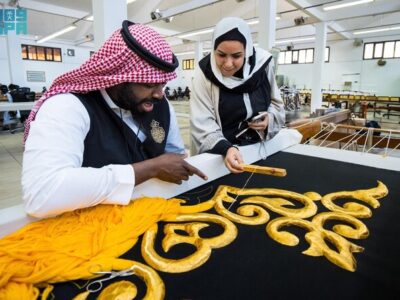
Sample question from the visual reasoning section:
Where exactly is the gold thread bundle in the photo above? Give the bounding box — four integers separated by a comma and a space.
0, 197, 181, 300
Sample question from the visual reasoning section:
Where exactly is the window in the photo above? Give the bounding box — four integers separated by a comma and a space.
305, 49, 314, 63
46, 48, 53, 60
182, 59, 195, 70
364, 43, 374, 59
36, 47, 45, 61
21, 44, 62, 62
325, 47, 330, 62
28, 45, 37, 60
374, 43, 383, 58
395, 41, 400, 57
21, 45, 28, 59
363, 40, 400, 60
53, 48, 62, 62
278, 47, 329, 65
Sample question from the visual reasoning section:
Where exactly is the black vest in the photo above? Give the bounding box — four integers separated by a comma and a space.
74, 91, 170, 168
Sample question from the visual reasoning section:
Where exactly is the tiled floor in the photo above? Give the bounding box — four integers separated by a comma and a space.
1, 101, 399, 210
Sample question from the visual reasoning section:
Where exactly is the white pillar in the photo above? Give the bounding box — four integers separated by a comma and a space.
6, 31, 25, 86
92, 0, 127, 49
258, 0, 276, 51
311, 22, 327, 113
194, 41, 203, 66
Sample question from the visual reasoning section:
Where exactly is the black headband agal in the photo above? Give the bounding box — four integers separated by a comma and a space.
120, 20, 179, 72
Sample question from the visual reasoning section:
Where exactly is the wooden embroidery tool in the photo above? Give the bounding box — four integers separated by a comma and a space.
240, 164, 287, 177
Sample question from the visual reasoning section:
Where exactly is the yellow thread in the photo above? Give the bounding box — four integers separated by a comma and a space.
0, 197, 181, 299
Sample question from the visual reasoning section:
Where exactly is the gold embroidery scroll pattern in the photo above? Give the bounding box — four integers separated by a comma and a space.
266, 216, 364, 272
141, 213, 237, 273
94, 260, 165, 300
74, 281, 137, 300
321, 181, 388, 218
212, 185, 320, 225
266, 181, 388, 272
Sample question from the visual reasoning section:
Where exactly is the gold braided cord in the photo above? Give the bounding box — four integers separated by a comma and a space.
0, 197, 181, 300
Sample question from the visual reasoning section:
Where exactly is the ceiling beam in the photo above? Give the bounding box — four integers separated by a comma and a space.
155, 0, 223, 21
287, 0, 352, 40
19, 0, 89, 19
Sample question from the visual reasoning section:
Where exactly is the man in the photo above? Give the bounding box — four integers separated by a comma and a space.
22, 21, 207, 218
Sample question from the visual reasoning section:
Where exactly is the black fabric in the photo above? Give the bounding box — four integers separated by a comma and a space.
51, 152, 400, 299
75, 91, 170, 167
214, 28, 246, 50
120, 20, 179, 72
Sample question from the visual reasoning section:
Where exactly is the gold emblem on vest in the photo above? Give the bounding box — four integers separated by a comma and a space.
150, 120, 165, 144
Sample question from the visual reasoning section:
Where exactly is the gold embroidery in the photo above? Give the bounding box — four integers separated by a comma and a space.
213, 185, 319, 225
266, 216, 364, 272
141, 213, 237, 273
150, 120, 165, 144
97, 281, 137, 300
321, 181, 388, 218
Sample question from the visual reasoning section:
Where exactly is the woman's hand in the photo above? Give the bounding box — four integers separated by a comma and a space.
224, 147, 244, 174
248, 113, 269, 132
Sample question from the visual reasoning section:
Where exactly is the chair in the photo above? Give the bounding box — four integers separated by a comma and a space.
19, 87, 31, 93
8, 90, 34, 133
25, 92, 36, 101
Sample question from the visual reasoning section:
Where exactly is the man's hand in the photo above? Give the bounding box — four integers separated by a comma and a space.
224, 147, 244, 174
153, 153, 207, 184
132, 153, 207, 186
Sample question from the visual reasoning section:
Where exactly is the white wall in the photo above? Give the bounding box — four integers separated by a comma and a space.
0, 37, 93, 92
166, 55, 196, 91
277, 34, 400, 96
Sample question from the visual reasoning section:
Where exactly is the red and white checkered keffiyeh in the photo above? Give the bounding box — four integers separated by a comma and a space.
24, 23, 177, 142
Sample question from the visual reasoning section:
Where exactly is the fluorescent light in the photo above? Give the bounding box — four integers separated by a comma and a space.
127, 0, 137, 3
176, 51, 195, 56
354, 26, 400, 35
86, 15, 93, 21
247, 19, 259, 25
247, 16, 280, 25
323, 0, 373, 11
178, 28, 213, 39
275, 37, 315, 45
37, 25, 77, 44
175, 49, 211, 56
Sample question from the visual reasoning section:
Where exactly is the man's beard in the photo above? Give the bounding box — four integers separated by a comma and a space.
112, 84, 158, 116
131, 98, 159, 116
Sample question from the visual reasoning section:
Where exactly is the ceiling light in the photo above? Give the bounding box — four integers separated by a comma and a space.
323, 0, 373, 11
247, 16, 281, 25
175, 49, 211, 56
37, 25, 77, 44
178, 28, 213, 39
275, 37, 315, 45
354, 26, 400, 35
86, 15, 93, 21
175, 51, 195, 56
127, 0, 137, 3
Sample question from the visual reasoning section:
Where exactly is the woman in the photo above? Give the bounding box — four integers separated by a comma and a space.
190, 17, 285, 173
